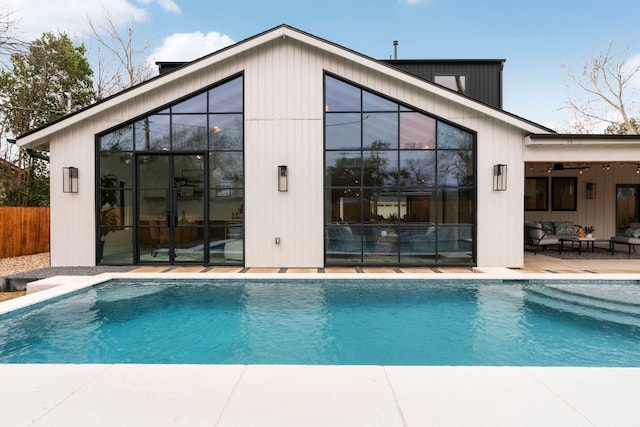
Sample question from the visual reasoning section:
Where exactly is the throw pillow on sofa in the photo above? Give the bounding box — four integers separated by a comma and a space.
540, 222, 555, 234
624, 228, 640, 239
554, 222, 575, 235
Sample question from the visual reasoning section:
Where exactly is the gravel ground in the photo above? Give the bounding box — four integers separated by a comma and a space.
0, 252, 51, 277
1, 253, 135, 300
0, 253, 50, 301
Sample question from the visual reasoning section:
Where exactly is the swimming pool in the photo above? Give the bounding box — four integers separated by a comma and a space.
1, 279, 639, 366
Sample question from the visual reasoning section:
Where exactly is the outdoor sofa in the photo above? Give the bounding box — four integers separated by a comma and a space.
524, 221, 581, 255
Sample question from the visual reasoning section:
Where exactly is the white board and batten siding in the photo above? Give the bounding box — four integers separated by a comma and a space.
245, 37, 527, 268
47, 33, 529, 268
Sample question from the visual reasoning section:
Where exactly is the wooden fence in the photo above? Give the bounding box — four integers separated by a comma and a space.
0, 207, 50, 258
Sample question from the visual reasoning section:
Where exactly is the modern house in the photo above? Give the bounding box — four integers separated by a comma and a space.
16, 24, 640, 269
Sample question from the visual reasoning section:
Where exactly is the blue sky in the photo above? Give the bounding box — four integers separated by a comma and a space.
6, 0, 640, 130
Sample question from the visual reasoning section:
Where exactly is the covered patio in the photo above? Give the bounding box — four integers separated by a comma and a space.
524, 135, 640, 246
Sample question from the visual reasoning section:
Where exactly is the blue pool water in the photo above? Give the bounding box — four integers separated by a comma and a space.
1, 279, 639, 366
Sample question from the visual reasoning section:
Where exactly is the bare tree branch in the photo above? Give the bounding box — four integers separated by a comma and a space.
564, 39, 640, 134
0, 9, 26, 66
88, 6, 153, 98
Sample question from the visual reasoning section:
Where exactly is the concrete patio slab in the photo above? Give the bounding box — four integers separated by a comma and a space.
0, 364, 111, 426
525, 367, 640, 427
1, 365, 638, 426
386, 366, 595, 426
217, 365, 403, 427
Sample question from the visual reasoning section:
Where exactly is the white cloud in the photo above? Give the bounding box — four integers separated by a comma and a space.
147, 31, 235, 64
135, 0, 181, 14
4, 0, 150, 39
398, 0, 426, 5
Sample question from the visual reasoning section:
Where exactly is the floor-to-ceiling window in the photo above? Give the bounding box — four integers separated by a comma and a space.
324, 73, 475, 266
616, 184, 640, 234
97, 74, 244, 265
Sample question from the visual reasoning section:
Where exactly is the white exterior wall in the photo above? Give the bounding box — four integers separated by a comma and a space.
49, 126, 96, 266
244, 39, 324, 267
46, 33, 528, 268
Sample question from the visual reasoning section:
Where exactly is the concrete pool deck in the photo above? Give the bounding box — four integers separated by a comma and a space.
1, 364, 639, 426
1, 253, 640, 426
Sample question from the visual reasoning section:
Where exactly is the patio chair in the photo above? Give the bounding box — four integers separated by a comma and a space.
610, 222, 640, 255
525, 223, 560, 255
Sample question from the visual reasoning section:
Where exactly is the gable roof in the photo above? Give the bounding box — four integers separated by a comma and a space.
17, 24, 554, 149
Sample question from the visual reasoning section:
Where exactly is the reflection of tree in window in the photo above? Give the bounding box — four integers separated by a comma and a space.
100, 125, 133, 151
135, 116, 170, 151
438, 151, 472, 186
400, 152, 435, 186
210, 116, 243, 150
326, 153, 360, 186
172, 115, 207, 149
210, 152, 242, 187
437, 122, 472, 149
363, 140, 393, 186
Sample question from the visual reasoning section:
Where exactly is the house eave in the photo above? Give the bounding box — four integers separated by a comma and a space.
17, 24, 552, 149
526, 133, 640, 146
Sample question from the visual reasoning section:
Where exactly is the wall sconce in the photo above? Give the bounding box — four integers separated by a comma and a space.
586, 182, 596, 199
493, 164, 507, 191
63, 167, 78, 193
278, 165, 288, 192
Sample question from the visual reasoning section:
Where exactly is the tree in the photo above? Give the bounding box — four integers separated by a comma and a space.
0, 8, 26, 192
88, 8, 153, 98
564, 40, 640, 134
0, 32, 96, 206
0, 9, 25, 66
605, 117, 640, 135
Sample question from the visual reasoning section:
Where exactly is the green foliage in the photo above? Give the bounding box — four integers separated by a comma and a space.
0, 31, 96, 206
0, 158, 49, 206
0, 31, 96, 134
604, 117, 640, 135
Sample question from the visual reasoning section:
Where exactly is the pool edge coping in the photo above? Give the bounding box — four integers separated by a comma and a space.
1, 270, 639, 317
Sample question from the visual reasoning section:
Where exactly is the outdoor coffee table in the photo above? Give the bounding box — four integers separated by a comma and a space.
559, 237, 610, 255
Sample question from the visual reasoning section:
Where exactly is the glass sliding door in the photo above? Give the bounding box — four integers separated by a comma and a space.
137, 154, 205, 263
616, 184, 640, 234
